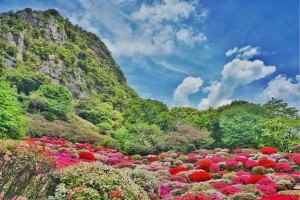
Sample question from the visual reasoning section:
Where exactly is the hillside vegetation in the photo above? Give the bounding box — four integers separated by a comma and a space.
0, 8, 299, 154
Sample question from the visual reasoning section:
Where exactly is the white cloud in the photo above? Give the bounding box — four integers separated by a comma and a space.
225, 47, 238, 57
225, 45, 260, 59
71, 0, 207, 57
262, 75, 300, 109
174, 76, 203, 106
156, 60, 190, 75
198, 58, 276, 109
132, 0, 199, 23
222, 59, 276, 85
176, 28, 207, 46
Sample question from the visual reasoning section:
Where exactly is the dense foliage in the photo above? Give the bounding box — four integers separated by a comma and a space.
0, 81, 27, 139
77, 97, 123, 132
171, 101, 300, 151
219, 109, 262, 148
28, 84, 73, 120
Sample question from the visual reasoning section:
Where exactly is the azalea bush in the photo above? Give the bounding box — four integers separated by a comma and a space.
28, 84, 73, 120
49, 163, 149, 200
127, 168, 158, 195
0, 81, 27, 139
0, 140, 55, 199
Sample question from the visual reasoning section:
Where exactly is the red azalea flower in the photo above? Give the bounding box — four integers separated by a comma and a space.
261, 147, 278, 155
259, 194, 299, 200
175, 193, 209, 200
169, 165, 189, 175
234, 155, 248, 164
292, 154, 300, 165
245, 159, 258, 169
195, 159, 213, 171
258, 158, 276, 168
189, 171, 211, 182
79, 151, 96, 161
212, 182, 229, 190
219, 185, 240, 195
247, 174, 266, 184
212, 182, 240, 195
274, 162, 292, 172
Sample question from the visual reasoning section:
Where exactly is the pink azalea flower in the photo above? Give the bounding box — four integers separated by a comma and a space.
259, 194, 299, 200
159, 184, 172, 198
226, 159, 239, 170
256, 177, 277, 195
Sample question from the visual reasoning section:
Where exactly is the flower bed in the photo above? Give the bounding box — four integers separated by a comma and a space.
3, 137, 300, 200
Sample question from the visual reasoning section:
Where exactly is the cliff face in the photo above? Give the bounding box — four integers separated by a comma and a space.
0, 8, 136, 103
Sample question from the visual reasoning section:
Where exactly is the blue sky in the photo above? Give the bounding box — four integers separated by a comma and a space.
0, 0, 299, 109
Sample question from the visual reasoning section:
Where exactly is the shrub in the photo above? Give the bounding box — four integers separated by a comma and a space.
127, 168, 158, 194
27, 114, 106, 144
0, 142, 55, 199
124, 98, 175, 131
113, 123, 162, 155
0, 81, 27, 139
4, 68, 48, 95
156, 124, 214, 153
49, 163, 150, 200
28, 84, 73, 120
77, 98, 123, 132
260, 117, 300, 151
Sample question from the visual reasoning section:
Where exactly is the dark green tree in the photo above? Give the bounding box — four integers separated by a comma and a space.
263, 98, 299, 119
220, 109, 262, 148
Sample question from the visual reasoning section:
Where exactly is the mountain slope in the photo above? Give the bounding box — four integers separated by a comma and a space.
0, 8, 136, 106
0, 8, 141, 143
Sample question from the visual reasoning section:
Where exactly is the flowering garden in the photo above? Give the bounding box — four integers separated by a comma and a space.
1, 136, 300, 200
